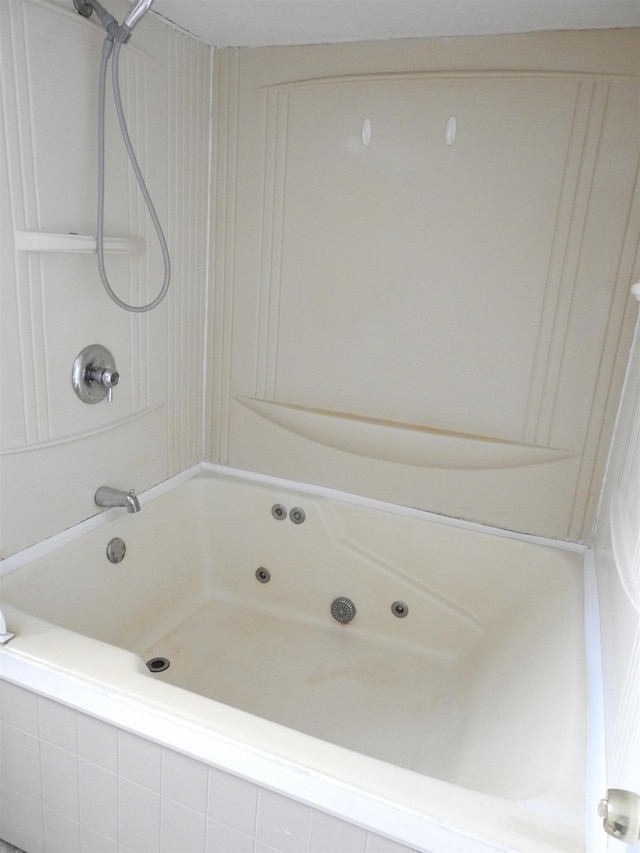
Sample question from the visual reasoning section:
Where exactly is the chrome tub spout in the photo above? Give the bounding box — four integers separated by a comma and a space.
95, 486, 141, 513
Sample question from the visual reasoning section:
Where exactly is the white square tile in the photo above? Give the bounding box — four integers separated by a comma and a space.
41, 741, 79, 820
118, 730, 161, 791
38, 697, 77, 752
1, 787, 44, 853
160, 797, 206, 853
207, 767, 257, 836
78, 758, 118, 841
80, 825, 119, 853
205, 818, 254, 853
1, 724, 41, 801
78, 714, 118, 772
308, 811, 367, 852
1, 683, 38, 734
43, 807, 81, 853
255, 789, 312, 853
119, 777, 161, 853
366, 833, 418, 852
162, 749, 208, 813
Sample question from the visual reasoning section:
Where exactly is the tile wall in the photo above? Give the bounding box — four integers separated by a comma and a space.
0, 682, 419, 853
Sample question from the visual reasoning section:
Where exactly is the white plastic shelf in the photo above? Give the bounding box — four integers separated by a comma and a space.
14, 231, 143, 254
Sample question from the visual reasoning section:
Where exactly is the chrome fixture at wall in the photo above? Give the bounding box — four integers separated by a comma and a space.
72, 344, 119, 403
95, 486, 141, 513
106, 537, 127, 563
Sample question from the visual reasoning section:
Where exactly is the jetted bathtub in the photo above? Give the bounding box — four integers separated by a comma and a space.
0, 465, 593, 852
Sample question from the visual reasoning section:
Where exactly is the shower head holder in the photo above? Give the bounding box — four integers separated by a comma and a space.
74, 0, 154, 38
74, 0, 93, 16
74, 0, 124, 41
73, 0, 153, 43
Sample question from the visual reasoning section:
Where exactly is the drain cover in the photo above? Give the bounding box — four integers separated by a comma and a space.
146, 657, 170, 673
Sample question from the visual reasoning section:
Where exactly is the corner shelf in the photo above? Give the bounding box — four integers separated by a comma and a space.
14, 231, 143, 254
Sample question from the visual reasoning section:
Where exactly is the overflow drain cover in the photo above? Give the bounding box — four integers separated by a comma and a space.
146, 657, 170, 673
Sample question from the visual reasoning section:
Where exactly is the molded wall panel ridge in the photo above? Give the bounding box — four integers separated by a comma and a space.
209, 30, 640, 540
0, 0, 212, 557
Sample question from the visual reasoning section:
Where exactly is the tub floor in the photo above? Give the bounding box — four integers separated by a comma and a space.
140, 599, 469, 783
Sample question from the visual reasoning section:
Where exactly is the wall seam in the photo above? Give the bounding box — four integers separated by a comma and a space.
200, 45, 216, 463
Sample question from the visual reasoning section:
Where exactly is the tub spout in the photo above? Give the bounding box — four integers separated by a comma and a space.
95, 486, 141, 513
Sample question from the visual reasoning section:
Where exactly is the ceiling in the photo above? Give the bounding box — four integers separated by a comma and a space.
151, 0, 640, 47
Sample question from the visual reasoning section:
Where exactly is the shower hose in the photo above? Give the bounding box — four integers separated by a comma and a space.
97, 36, 171, 312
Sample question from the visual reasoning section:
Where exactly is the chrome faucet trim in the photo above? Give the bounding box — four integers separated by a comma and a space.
95, 486, 141, 513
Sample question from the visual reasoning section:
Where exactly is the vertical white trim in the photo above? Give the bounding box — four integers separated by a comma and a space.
584, 547, 608, 853
200, 45, 215, 462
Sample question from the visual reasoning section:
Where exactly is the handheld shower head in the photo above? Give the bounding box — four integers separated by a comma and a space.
122, 0, 154, 31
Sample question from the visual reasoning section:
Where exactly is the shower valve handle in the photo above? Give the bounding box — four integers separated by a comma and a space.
72, 344, 119, 404
86, 365, 119, 386
86, 365, 119, 402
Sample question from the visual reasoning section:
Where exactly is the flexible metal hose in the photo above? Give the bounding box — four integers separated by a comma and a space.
97, 37, 171, 312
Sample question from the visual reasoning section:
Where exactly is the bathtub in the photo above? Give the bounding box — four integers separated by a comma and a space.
0, 464, 594, 852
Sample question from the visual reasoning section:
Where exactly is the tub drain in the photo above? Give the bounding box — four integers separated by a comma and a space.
146, 657, 170, 673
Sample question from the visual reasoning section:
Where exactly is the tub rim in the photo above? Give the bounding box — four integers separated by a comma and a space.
0, 462, 588, 581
